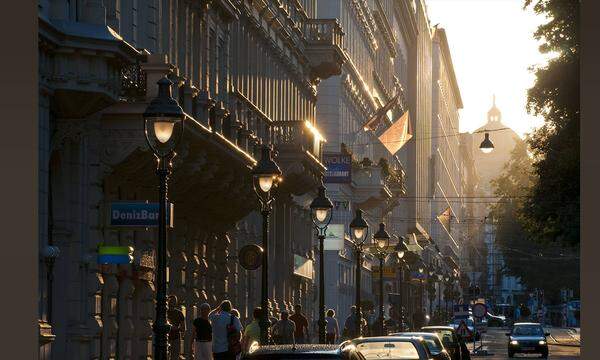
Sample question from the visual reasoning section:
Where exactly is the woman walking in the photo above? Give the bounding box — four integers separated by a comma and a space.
325, 309, 339, 344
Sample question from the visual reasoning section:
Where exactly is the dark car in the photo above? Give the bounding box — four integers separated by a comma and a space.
421, 326, 462, 360
392, 332, 451, 360
506, 322, 549, 358
349, 336, 433, 360
242, 344, 364, 360
485, 312, 506, 327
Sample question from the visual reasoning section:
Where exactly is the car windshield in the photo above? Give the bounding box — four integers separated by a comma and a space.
422, 338, 442, 354
512, 326, 544, 336
355, 341, 421, 360
424, 330, 455, 345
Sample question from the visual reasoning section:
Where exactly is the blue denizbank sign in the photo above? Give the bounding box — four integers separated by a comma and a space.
323, 153, 352, 183
109, 202, 173, 228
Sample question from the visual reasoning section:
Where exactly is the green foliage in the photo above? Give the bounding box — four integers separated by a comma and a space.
490, 141, 579, 303
522, 0, 580, 247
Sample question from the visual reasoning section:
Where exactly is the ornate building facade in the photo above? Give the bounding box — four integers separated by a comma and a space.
38, 0, 344, 359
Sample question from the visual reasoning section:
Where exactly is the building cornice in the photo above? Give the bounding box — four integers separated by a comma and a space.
394, 0, 418, 47
433, 28, 463, 109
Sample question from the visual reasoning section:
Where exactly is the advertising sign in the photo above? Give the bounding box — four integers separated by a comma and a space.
372, 265, 396, 279
323, 153, 352, 183
294, 255, 314, 279
109, 202, 173, 228
324, 224, 345, 250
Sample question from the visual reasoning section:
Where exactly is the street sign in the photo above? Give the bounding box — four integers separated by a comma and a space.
238, 244, 263, 270
472, 303, 487, 319
108, 201, 173, 228
456, 320, 471, 338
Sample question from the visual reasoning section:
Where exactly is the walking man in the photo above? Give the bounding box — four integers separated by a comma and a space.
193, 303, 213, 360
272, 310, 296, 345
343, 306, 359, 339
289, 304, 309, 344
209, 300, 242, 360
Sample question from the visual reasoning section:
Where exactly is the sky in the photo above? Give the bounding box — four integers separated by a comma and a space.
426, 0, 554, 138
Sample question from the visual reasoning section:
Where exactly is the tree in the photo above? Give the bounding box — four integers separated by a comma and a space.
490, 141, 579, 303
522, 0, 580, 247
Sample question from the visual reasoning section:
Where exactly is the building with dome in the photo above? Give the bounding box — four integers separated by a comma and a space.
472, 96, 525, 305
472, 96, 522, 196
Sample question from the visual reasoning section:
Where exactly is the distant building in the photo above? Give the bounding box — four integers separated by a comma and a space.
472, 97, 525, 305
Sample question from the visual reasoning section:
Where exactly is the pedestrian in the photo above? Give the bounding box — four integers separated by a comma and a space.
209, 300, 242, 360
343, 306, 359, 339
325, 309, 339, 344
242, 307, 262, 352
193, 303, 213, 360
230, 309, 243, 360
272, 310, 296, 345
289, 304, 309, 344
167, 295, 186, 360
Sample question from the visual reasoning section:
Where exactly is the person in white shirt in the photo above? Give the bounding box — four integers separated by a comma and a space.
325, 309, 339, 344
209, 300, 242, 360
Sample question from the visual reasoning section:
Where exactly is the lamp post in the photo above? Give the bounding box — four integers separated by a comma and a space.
252, 145, 283, 345
444, 273, 451, 320
143, 77, 186, 360
349, 209, 369, 337
428, 268, 436, 319
418, 264, 425, 318
396, 239, 408, 330
372, 223, 391, 336
310, 184, 333, 343
437, 273, 444, 315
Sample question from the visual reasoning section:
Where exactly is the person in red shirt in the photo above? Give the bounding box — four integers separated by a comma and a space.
289, 304, 309, 343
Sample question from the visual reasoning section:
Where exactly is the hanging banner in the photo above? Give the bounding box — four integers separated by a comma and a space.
324, 224, 345, 250
378, 110, 412, 155
294, 255, 314, 279
323, 153, 352, 183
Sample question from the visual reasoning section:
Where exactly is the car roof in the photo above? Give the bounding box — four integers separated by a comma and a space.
352, 336, 419, 343
247, 344, 341, 356
422, 326, 455, 331
392, 332, 440, 339
513, 322, 542, 326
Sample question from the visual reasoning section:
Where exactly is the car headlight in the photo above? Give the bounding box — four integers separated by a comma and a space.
510, 340, 519, 345
539, 340, 546, 345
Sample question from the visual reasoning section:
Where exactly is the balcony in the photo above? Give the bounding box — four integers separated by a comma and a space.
272, 120, 326, 196
351, 159, 393, 210
304, 18, 346, 81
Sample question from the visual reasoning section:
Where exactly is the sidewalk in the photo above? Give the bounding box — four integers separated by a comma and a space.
546, 327, 580, 347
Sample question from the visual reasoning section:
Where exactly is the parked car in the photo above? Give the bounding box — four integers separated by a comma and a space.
347, 336, 433, 360
242, 344, 364, 360
506, 322, 550, 358
421, 326, 462, 360
392, 332, 451, 360
486, 312, 506, 327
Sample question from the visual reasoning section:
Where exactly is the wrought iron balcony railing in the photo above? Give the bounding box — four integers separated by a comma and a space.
304, 18, 344, 48
271, 120, 322, 162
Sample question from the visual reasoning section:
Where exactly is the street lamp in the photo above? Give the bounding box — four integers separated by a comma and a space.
372, 223, 391, 336
310, 184, 333, 344
143, 76, 185, 360
479, 132, 494, 153
349, 209, 369, 337
418, 264, 425, 320
252, 145, 282, 345
427, 267, 436, 320
437, 272, 444, 318
396, 238, 409, 330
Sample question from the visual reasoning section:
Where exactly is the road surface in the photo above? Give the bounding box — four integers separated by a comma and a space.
470, 328, 580, 359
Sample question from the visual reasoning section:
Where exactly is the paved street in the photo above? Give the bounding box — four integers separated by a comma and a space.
470, 328, 580, 359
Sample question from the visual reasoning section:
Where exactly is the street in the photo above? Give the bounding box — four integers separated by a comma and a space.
471, 328, 580, 359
